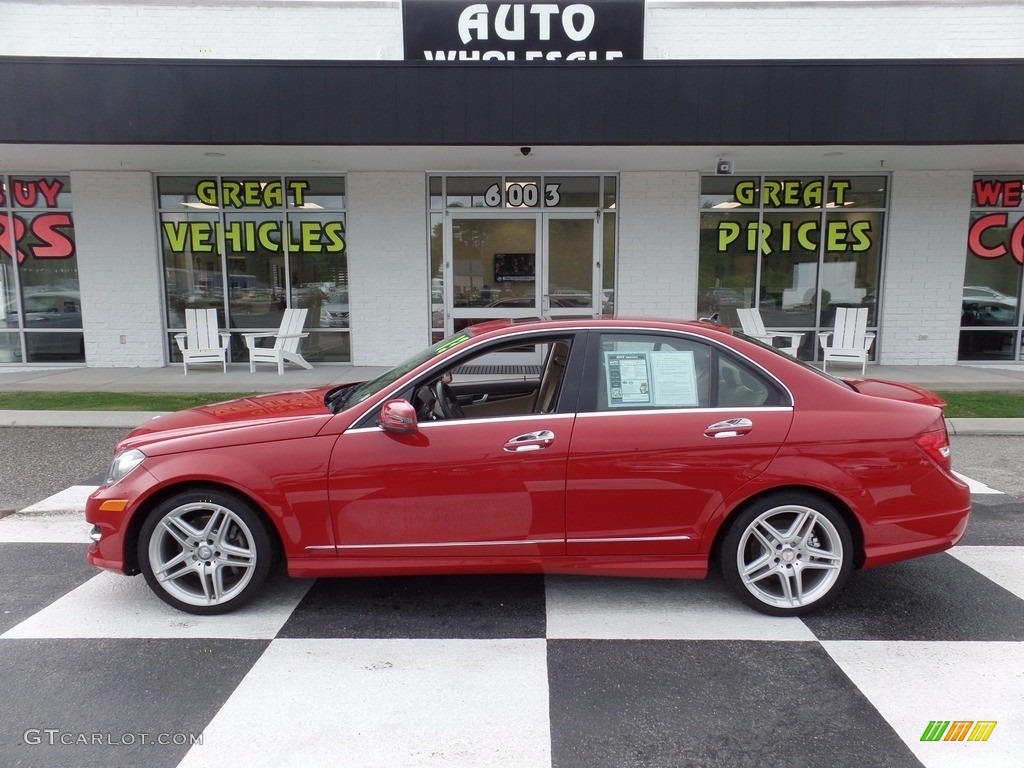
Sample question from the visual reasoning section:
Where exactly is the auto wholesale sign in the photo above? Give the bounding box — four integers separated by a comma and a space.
403, 1, 645, 62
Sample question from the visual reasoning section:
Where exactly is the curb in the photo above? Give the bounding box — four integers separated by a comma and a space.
0, 410, 169, 428
945, 418, 1024, 436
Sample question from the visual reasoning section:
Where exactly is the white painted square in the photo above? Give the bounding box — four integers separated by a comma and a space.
544, 576, 815, 640
823, 641, 1024, 768
0, 509, 93, 543
0, 486, 98, 543
176, 638, 551, 768
18, 484, 99, 513
949, 546, 1024, 601
0, 572, 312, 639
954, 472, 1003, 495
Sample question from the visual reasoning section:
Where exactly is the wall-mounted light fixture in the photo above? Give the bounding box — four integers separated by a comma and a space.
716, 158, 733, 175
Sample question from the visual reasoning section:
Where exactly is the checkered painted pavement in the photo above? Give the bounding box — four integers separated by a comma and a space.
1, 479, 1022, 768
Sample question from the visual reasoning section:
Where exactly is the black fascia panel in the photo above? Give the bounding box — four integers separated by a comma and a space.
3, 57, 1024, 147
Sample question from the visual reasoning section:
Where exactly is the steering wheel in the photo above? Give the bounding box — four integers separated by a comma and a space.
434, 380, 465, 419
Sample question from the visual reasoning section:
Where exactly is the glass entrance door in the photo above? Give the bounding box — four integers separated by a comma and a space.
543, 212, 600, 319
446, 212, 599, 333
448, 214, 540, 331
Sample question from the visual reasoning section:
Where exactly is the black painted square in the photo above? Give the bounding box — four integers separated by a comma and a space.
547, 639, 923, 768
0, 543, 97, 635
276, 574, 546, 639
805, 552, 1024, 641
0, 638, 268, 768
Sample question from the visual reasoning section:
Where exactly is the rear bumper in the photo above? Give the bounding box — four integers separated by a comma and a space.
861, 503, 971, 569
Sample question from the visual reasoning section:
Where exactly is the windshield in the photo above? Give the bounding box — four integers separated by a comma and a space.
336, 330, 476, 411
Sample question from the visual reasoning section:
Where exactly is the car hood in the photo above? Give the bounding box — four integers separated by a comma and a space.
842, 378, 947, 410
124, 388, 337, 442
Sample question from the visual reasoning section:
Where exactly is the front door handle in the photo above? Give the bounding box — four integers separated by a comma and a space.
704, 417, 753, 439
503, 430, 555, 452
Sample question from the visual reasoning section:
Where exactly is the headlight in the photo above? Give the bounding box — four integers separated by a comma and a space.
106, 449, 146, 484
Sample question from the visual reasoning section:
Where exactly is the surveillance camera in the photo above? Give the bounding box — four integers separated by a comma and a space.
520, 146, 532, 157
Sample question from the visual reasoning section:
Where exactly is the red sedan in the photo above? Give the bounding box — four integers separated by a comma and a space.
85, 318, 970, 616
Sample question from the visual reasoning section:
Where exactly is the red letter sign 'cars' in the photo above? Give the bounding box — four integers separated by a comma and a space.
86, 318, 970, 616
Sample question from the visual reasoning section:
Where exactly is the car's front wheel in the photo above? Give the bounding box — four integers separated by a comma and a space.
138, 488, 273, 615
720, 493, 853, 616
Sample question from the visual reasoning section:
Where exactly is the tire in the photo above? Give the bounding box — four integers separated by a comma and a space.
138, 488, 273, 615
720, 492, 853, 616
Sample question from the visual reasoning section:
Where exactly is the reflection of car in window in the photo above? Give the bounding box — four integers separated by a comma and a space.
1, 289, 85, 361
961, 300, 1017, 326
485, 296, 577, 309
320, 290, 349, 327
962, 285, 1017, 308
699, 287, 744, 311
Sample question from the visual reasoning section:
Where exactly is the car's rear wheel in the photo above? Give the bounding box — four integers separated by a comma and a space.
138, 488, 272, 615
721, 493, 853, 616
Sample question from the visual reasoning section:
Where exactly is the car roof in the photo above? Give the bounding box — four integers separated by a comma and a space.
466, 316, 735, 340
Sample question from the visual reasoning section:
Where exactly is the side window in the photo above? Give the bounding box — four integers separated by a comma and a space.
368, 334, 581, 426
593, 333, 711, 411
718, 353, 774, 407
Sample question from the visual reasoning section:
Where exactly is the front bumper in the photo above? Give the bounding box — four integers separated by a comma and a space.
84, 468, 158, 575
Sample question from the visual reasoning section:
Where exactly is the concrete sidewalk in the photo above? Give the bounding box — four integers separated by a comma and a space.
0, 361, 1022, 434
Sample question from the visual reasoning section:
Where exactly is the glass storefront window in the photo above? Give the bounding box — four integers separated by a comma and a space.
960, 179, 1024, 361
429, 210, 444, 343
162, 210, 222, 329
602, 211, 616, 314
699, 175, 887, 361
761, 211, 820, 333
603, 176, 618, 211
446, 176, 502, 208
544, 176, 600, 207
698, 209, 758, 327
159, 175, 349, 363
0, 175, 83, 364
429, 176, 443, 212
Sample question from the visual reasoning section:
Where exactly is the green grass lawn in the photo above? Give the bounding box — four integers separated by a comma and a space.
935, 391, 1024, 419
0, 389, 1022, 418
0, 391, 257, 412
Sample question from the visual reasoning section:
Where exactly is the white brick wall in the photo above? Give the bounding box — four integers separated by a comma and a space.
9, 1, 1024, 60
645, 1, 1024, 60
71, 171, 167, 367
878, 170, 971, 365
345, 172, 428, 365
8, 1, 403, 59
617, 172, 701, 319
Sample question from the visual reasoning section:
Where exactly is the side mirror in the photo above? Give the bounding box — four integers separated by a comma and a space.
378, 399, 418, 434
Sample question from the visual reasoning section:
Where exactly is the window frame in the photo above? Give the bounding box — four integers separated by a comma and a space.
577, 330, 788, 413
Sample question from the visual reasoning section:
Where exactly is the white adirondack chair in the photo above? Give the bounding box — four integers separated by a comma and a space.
818, 307, 876, 374
174, 308, 230, 374
242, 308, 312, 374
736, 307, 804, 357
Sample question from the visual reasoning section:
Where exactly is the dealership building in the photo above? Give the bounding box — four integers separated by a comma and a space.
4, 0, 1024, 370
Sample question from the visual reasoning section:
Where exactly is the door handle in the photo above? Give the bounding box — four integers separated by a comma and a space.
503, 430, 555, 452
704, 417, 753, 439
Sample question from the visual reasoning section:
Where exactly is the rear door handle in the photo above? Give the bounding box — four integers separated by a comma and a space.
704, 418, 753, 438
503, 430, 555, 452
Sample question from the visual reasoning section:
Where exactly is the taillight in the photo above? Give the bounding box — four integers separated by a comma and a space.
915, 417, 952, 471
